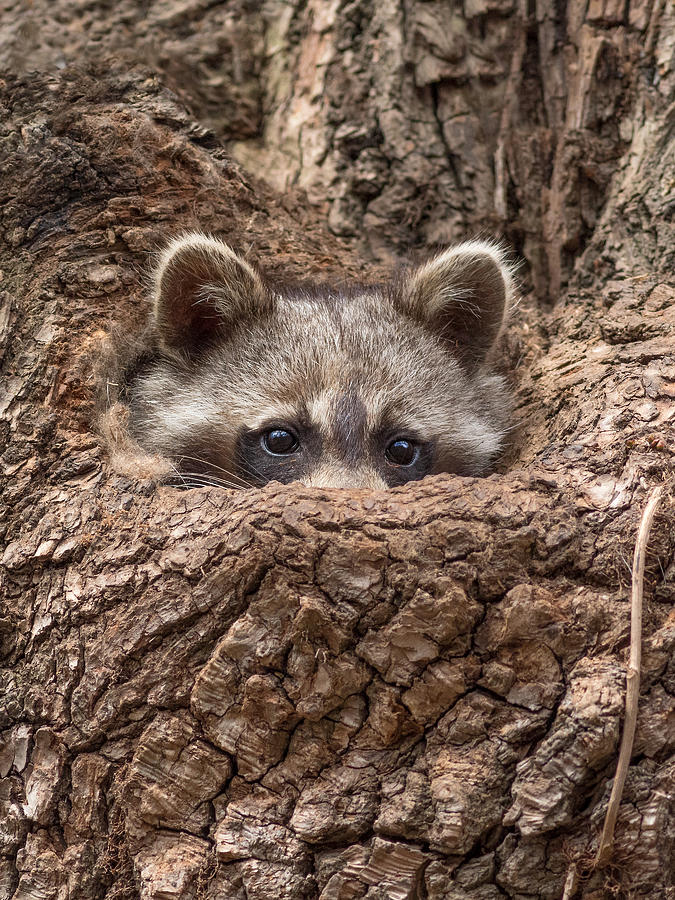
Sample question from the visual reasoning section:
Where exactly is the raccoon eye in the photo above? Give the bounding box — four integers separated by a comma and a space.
262, 428, 299, 455
385, 439, 418, 466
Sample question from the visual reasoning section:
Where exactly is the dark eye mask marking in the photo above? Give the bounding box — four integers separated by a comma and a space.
331, 390, 368, 464
385, 438, 419, 466
262, 428, 299, 455
236, 423, 322, 486
375, 425, 434, 487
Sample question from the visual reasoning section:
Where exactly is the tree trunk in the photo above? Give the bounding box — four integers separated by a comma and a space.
0, 3, 674, 900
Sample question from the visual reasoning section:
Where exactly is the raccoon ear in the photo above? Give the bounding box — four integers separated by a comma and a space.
153, 233, 271, 356
401, 241, 513, 369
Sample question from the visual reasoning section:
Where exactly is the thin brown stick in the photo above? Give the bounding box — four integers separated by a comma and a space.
595, 483, 665, 868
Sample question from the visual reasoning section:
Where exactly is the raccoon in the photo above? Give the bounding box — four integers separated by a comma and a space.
126, 233, 515, 490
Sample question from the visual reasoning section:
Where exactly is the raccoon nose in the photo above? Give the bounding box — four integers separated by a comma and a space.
307, 462, 386, 491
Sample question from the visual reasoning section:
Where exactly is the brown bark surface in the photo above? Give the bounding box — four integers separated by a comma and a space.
5, 0, 674, 297
1, 3, 674, 900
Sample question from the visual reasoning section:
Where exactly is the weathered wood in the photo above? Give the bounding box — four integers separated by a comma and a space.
0, 1, 674, 898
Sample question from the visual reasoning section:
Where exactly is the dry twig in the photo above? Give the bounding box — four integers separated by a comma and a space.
595, 483, 665, 867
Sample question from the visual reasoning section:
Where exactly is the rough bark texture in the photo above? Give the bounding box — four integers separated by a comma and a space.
0, 3, 674, 900
5, 0, 675, 296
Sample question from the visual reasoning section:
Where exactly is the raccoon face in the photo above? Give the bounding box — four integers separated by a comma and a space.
128, 233, 515, 490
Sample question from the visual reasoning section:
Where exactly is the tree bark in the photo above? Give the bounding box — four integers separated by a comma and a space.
0, 3, 674, 900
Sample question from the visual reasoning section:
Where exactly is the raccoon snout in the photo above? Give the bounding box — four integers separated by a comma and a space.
305, 463, 387, 491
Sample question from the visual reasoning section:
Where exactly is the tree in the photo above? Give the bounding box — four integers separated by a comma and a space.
0, 2, 673, 898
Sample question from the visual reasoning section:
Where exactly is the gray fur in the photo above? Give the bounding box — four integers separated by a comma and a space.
128, 234, 516, 489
